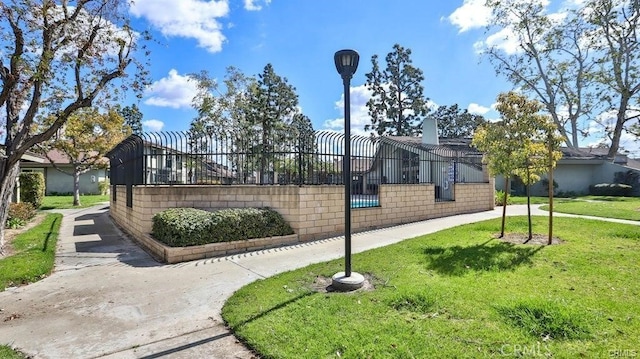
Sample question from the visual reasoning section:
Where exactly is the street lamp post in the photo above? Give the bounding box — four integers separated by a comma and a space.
332, 49, 364, 291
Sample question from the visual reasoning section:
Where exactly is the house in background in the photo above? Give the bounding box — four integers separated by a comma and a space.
107, 135, 236, 186
19, 149, 108, 195
2, 147, 47, 202
358, 114, 485, 200
496, 146, 640, 196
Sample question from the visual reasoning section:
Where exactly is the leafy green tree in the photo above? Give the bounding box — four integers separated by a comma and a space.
365, 44, 430, 136
288, 113, 315, 183
190, 65, 308, 184
473, 92, 561, 239
41, 108, 130, 206
0, 0, 149, 251
247, 64, 299, 184
483, 0, 596, 148
189, 67, 256, 182
117, 104, 144, 135
431, 104, 487, 138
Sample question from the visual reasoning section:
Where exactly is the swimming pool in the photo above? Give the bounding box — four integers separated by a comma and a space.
351, 197, 380, 208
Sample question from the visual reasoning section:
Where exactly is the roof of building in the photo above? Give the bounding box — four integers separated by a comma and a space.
0, 147, 46, 163
334, 157, 375, 173
37, 149, 106, 165
385, 136, 482, 156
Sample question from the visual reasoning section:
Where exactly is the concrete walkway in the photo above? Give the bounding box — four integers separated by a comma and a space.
0, 204, 637, 358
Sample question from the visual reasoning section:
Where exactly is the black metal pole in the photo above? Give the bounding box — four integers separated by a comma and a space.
343, 77, 352, 277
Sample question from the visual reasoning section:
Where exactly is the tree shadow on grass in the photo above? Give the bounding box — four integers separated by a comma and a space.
231, 291, 316, 329
42, 215, 61, 252
423, 239, 544, 276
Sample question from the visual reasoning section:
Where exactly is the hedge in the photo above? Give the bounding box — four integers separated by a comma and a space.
152, 207, 294, 247
6, 202, 37, 229
588, 183, 633, 197
19, 172, 45, 209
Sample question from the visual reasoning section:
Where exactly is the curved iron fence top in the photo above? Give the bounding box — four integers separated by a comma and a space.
314, 130, 380, 144
106, 130, 483, 163
106, 134, 144, 159
136, 131, 194, 154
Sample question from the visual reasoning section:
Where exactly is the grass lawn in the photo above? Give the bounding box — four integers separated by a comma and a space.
0, 213, 62, 291
509, 195, 552, 205
222, 216, 640, 358
0, 345, 27, 359
540, 196, 640, 221
40, 194, 109, 210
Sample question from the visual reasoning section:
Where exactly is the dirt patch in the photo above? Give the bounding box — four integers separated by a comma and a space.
1, 213, 48, 257
309, 274, 377, 293
496, 233, 563, 246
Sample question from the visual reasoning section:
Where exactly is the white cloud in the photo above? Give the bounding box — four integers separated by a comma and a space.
144, 69, 198, 109
129, 0, 229, 53
477, 26, 522, 55
426, 99, 439, 111
447, 0, 492, 32
468, 103, 491, 115
323, 84, 373, 137
143, 119, 165, 132
244, 0, 271, 11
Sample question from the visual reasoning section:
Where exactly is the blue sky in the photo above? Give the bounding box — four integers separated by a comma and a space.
126, 0, 639, 155
129, 0, 509, 136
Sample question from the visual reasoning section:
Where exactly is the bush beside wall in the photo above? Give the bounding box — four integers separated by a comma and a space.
589, 183, 633, 197
19, 172, 45, 209
152, 207, 294, 247
6, 202, 36, 229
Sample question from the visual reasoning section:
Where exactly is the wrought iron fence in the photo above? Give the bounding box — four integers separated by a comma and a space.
106, 131, 486, 206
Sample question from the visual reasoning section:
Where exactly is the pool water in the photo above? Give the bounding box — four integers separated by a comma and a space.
351, 198, 380, 208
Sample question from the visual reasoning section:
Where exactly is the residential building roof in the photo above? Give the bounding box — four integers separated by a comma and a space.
385, 136, 481, 156
0, 146, 47, 163
334, 157, 375, 173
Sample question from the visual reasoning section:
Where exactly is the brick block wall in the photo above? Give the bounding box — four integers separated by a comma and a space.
109, 181, 495, 260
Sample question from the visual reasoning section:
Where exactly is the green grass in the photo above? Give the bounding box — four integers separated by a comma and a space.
222, 216, 640, 358
509, 195, 551, 205
0, 213, 62, 291
540, 196, 640, 221
40, 194, 109, 210
0, 345, 28, 358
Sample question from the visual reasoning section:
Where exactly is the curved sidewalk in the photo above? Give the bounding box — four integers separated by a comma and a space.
0, 204, 636, 358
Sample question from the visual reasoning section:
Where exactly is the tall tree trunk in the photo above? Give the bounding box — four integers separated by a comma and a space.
608, 97, 629, 158
0, 160, 20, 253
501, 176, 510, 238
526, 169, 532, 242
548, 137, 554, 245
73, 167, 81, 206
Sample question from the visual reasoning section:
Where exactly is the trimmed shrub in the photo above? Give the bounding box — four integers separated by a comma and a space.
6, 202, 37, 229
152, 207, 294, 247
495, 190, 511, 206
19, 172, 45, 209
98, 181, 110, 195
589, 183, 633, 197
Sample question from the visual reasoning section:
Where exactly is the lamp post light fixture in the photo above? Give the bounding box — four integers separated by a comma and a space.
332, 49, 365, 291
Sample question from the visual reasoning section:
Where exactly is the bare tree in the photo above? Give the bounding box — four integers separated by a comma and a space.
587, 0, 640, 157
483, 0, 596, 148
0, 0, 149, 251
